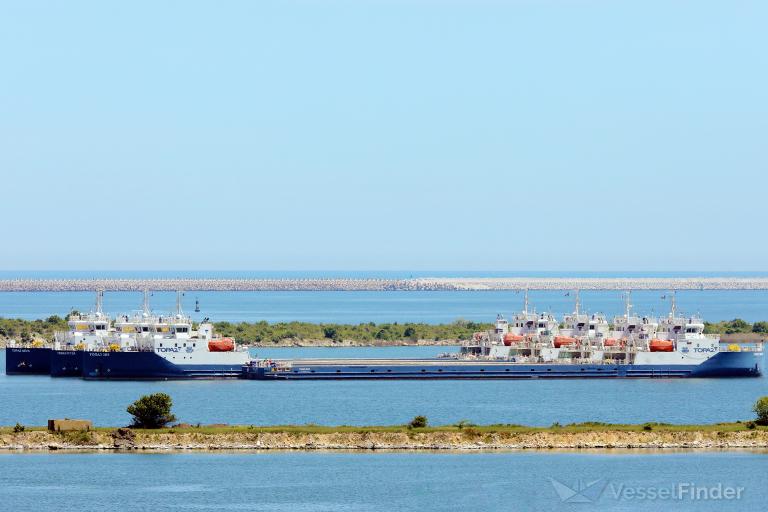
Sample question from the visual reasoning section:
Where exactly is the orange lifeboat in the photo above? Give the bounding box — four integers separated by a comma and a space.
208, 337, 235, 352
553, 336, 577, 348
649, 339, 674, 352
503, 334, 524, 346
603, 338, 618, 347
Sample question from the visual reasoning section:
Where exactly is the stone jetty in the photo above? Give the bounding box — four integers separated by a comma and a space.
1, 277, 768, 292
3, 428, 768, 451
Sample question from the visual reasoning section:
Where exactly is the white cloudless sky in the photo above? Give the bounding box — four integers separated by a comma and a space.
1, 0, 766, 271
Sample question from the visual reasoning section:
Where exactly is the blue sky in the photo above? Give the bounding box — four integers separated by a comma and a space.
1, 1, 765, 271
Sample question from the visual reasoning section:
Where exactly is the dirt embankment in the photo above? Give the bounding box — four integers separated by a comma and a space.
3, 429, 768, 451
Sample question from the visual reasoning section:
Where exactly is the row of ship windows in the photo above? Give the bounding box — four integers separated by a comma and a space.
117, 327, 190, 333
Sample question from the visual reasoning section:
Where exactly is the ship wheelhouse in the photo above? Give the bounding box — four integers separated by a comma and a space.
54, 291, 114, 350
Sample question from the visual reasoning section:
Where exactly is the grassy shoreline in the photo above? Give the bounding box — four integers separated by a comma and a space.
3, 422, 768, 451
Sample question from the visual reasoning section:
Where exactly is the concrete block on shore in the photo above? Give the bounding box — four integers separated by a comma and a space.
47, 419, 92, 432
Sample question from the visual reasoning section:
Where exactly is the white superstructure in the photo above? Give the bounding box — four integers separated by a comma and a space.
132, 291, 250, 367
454, 291, 762, 371
54, 290, 114, 350
559, 290, 610, 341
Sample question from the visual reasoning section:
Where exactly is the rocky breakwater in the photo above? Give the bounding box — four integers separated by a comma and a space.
3, 276, 768, 291
3, 428, 768, 451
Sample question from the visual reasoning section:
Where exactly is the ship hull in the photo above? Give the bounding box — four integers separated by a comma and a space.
244, 352, 762, 380
50, 350, 86, 377
81, 351, 245, 380
5, 347, 52, 375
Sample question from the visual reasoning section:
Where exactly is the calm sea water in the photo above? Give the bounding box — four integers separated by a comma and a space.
2, 289, 768, 323
2, 270, 768, 322
1, 451, 766, 511
1, 349, 766, 427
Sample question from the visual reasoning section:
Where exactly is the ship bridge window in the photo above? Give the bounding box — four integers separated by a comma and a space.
538, 323, 545, 328
142, 327, 149, 332
95, 324, 106, 330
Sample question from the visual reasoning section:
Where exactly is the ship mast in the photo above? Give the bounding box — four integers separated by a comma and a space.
574, 289, 580, 316
176, 290, 184, 316
95, 289, 104, 316
624, 290, 632, 320
142, 289, 151, 316
670, 290, 677, 319
523, 288, 529, 315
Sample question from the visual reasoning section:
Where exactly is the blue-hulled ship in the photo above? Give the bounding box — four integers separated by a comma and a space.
4, 345, 52, 375
50, 291, 112, 377
243, 292, 763, 380
81, 292, 249, 380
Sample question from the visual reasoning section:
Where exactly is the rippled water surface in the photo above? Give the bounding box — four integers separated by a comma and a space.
2, 288, 768, 323
1, 451, 766, 512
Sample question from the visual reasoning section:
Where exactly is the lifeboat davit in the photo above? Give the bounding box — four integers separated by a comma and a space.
503, 334, 524, 346
649, 339, 674, 352
208, 337, 235, 352
603, 338, 618, 347
553, 336, 577, 348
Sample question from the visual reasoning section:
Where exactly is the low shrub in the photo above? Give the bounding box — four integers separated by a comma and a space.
408, 416, 428, 429
753, 396, 768, 426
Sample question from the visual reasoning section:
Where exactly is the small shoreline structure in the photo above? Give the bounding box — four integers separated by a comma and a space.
3, 276, 768, 291
3, 424, 768, 452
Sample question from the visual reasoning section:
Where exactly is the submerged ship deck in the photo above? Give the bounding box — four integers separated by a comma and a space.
242, 354, 762, 380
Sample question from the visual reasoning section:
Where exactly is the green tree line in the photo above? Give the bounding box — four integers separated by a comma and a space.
0, 316, 489, 344
211, 320, 490, 343
2, 316, 767, 344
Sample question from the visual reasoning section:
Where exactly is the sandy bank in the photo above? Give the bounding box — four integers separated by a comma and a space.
3, 428, 768, 452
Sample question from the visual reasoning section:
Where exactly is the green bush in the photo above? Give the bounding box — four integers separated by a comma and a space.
61, 430, 93, 445
408, 415, 428, 429
753, 396, 768, 425
127, 393, 177, 428
13, 422, 25, 433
